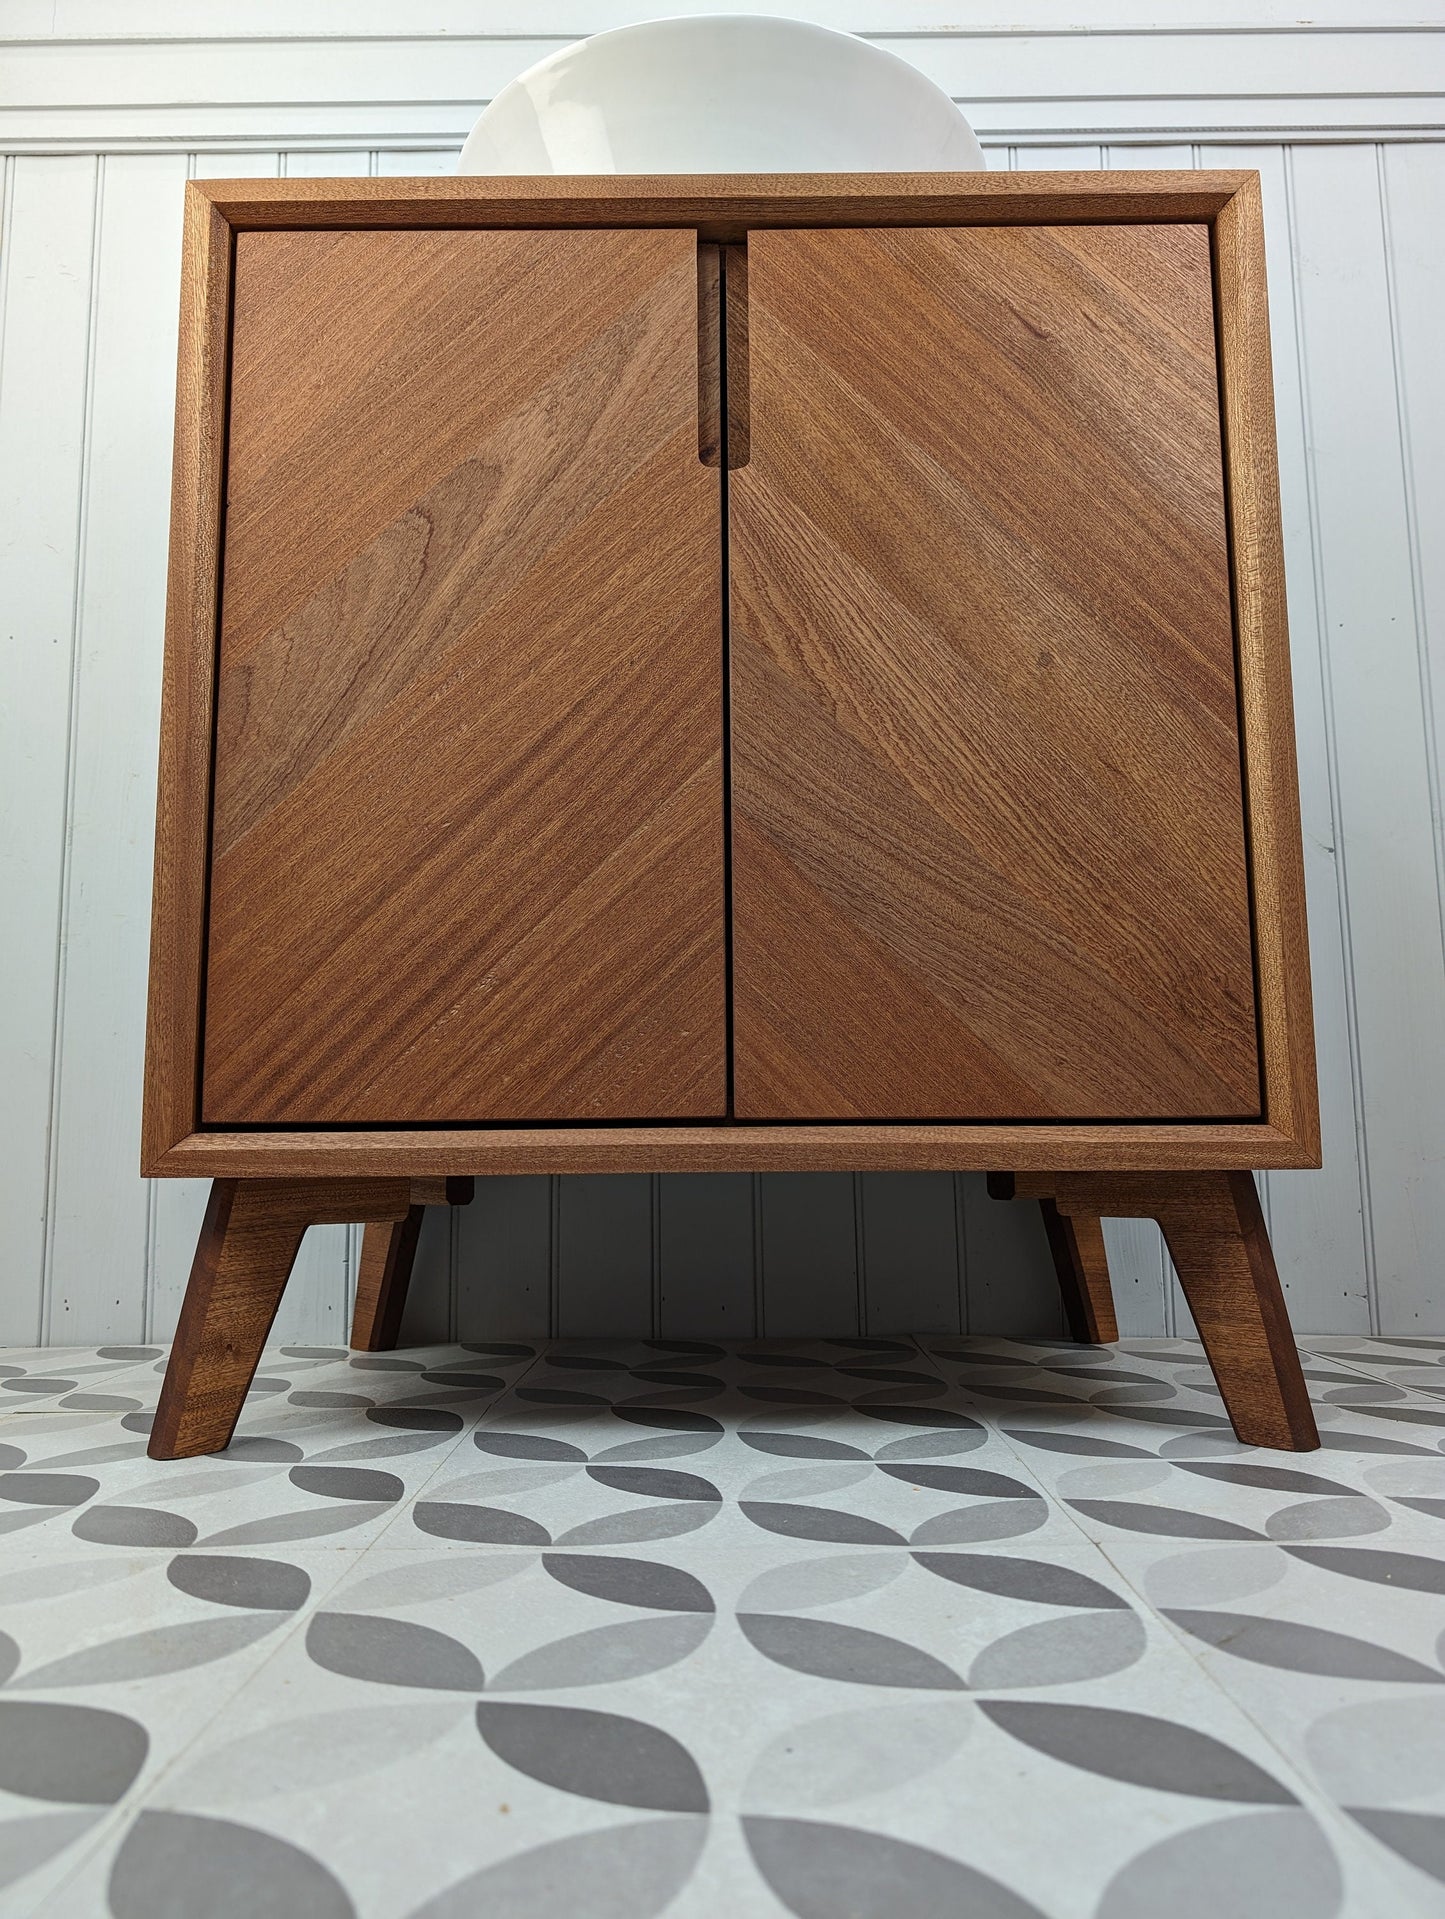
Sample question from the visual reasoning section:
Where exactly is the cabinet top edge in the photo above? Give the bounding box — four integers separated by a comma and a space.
188, 169, 1258, 232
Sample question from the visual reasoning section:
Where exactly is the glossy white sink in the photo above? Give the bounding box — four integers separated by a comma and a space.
457, 13, 985, 175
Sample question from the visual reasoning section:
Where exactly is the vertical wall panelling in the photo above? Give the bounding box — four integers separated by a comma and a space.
457, 1178, 553, 1342
282, 151, 370, 178
145, 1179, 208, 1346
659, 1175, 757, 1340
397, 1208, 453, 1349
1377, 141, 1445, 1332
45, 153, 188, 1342
0, 154, 98, 1344
1101, 1219, 1165, 1341
1209, 141, 1371, 1332
961, 1175, 1063, 1340
375, 149, 460, 174
1013, 144, 1103, 169
758, 1174, 862, 1339
1289, 144, 1445, 1334
1382, 140, 1445, 1097
859, 1174, 961, 1336
556, 1176, 654, 1339
1, 19, 1441, 1343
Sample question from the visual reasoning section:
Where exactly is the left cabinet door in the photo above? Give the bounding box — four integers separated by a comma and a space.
201, 228, 726, 1124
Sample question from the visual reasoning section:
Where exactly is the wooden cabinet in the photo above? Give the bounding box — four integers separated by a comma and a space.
143, 173, 1321, 1457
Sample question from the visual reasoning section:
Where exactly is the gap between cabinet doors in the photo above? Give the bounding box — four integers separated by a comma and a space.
698, 237, 750, 1126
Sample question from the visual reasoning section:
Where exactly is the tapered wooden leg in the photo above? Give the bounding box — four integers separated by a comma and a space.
351, 1208, 424, 1353
1152, 1173, 1319, 1451
1039, 1200, 1119, 1344
150, 1182, 304, 1460
347, 1177, 475, 1354
989, 1170, 1318, 1451
150, 1177, 413, 1460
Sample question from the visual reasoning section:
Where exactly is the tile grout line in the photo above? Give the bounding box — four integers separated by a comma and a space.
334, 1339, 554, 1555
909, 1338, 1431, 1902
15, 1340, 562, 1913
9, 1335, 1445, 1916
1078, 1518, 1441, 1900
22, 1553, 369, 1918
0, 1354, 173, 1424
1301, 1339, 1445, 1400
1297, 1350, 1443, 1427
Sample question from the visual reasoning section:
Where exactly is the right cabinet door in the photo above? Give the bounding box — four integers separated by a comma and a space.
729, 222, 1261, 1121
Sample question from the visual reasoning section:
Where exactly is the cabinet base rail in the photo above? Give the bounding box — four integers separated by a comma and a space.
148, 1168, 1317, 1459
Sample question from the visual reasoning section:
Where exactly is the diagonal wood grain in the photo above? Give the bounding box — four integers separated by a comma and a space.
731, 222, 1259, 1121
202, 228, 725, 1124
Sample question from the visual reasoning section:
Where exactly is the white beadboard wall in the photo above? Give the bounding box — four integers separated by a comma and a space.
1, 4, 1443, 1346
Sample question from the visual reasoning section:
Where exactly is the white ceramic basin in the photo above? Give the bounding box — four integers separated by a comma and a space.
457, 13, 985, 175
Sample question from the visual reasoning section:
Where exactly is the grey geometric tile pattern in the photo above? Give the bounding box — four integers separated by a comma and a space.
2, 1337, 1445, 1915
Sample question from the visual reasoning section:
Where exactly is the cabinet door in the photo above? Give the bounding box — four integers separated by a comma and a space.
730, 224, 1259, 1120
202, 228, 725, 1124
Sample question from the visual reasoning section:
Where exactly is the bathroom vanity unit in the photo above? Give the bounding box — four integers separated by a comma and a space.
142, 172, 1320, 1456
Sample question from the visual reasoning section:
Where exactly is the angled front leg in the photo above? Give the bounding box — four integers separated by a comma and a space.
151, 1178, 412, 1459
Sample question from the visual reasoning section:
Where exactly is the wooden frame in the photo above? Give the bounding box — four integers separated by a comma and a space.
142, 170, 1318, 1181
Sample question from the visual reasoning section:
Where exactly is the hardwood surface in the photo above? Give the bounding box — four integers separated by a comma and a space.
731, 222, 1258, 1120
723, 242, 751, 470
201, 227, 726, 1125
1214, 174, 1320, 1158
350, 1207, 424, 1353
350, 1176, 473, 1350
186, 172, 1252, 236
697, 242, 723, 467
149, 1177, 412, 1458
1040, 1200, 1119, 1344
1157, 1172, 1319, 1449
142, 186, 231, 1167
142, 173, 1319, 1178
151, 1121, 1315, 1179
1007, 1169, 1319, 1449
699, 243, 749, 470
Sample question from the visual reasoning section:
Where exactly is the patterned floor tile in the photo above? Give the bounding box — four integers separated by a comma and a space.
14, 1534, 1364, 1918
4, 1337, 1445, 1917
1092, 1523, 1445, 1907
1308, 1339, 1445, 1407
0, 1543, 358, 1917
0, 1354, 170, 1421
378, 1344, 1033, 1556
0, 1346, 544, 1561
